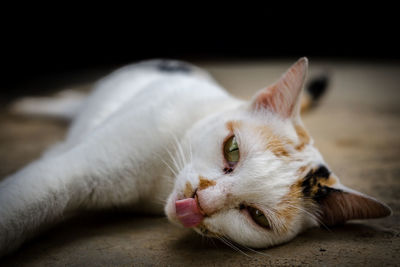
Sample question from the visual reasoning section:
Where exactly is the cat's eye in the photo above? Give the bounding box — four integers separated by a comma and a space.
224, 136, 239, 164
248, 206, 270, 229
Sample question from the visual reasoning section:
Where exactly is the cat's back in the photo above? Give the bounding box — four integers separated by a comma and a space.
66, 60, 231, 142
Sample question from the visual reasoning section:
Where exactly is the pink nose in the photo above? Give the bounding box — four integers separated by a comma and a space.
175, 198, 204, 227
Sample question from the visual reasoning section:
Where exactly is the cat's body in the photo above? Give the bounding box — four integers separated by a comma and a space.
0, 59, 391, 256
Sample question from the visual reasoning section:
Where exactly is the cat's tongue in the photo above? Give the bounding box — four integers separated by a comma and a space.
175, 198, 204, 227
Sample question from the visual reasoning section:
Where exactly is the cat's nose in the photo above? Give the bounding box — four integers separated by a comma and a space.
175, 197, 204, 227
196, 184, 229, 215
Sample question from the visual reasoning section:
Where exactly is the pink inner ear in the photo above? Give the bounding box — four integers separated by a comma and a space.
252, 57, 308, 118
256, 85, 293, 117
319, 190, 392, 226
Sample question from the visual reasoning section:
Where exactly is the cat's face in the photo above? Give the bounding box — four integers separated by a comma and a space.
165, 58, 391, 248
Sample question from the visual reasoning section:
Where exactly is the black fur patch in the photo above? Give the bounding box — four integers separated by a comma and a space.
301, 165, 333, 200
313, 184, 341, 203
313, 165, 331, 179
157, 60, 192, 73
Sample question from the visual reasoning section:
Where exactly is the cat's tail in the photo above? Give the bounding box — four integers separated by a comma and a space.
301, 73, 330, 113
9, 89, 87, 120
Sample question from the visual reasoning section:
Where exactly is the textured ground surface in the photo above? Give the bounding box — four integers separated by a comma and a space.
1, 60, 399, 266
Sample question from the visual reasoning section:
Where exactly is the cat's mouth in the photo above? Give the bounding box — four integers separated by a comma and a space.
174, 195, 218, 237
175, 193, 205, 228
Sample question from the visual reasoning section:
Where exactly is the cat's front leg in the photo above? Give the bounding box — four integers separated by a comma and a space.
0, 155, 75, 256
0, 138, 164, 256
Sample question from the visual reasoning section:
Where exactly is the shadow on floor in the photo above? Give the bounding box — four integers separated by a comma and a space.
2, 210, 396, 265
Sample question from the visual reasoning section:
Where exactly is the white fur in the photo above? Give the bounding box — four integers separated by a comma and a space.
0, 59, 330, 256
10, 90, 86, 119
165, 110, 322, 248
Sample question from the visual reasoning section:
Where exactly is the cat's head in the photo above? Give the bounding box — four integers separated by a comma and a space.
165, 58, 391, 248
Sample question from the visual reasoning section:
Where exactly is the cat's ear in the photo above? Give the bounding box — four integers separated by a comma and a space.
315, 183, 392, 226
300, 166, 392, 226
251, 57, 308, 119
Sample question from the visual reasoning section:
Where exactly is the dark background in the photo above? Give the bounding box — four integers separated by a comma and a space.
1, 9, 398, 94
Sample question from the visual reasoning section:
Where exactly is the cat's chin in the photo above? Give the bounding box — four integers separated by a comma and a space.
192, 223, 219, 237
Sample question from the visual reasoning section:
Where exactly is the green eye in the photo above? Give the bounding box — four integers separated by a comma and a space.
224, 136, 240, 164
248, 206, 270, 229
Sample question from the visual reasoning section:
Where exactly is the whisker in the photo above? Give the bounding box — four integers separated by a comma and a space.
171, 134, 185, 170
215, 235, 240, 253
177, 138, 188, 170
165, 147, 182, 174
155, 140, 182, 176
160, 158, 178, 177
279, 202, 331, 232
189, 138, 193, 163
238, 244, 270, 257
220, 234, 270, 257
161, 174, 175, 185
217, 235, 251, 257
153, 195, 168, 205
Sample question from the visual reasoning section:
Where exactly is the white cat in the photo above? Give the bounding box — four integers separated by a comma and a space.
0, 58, 391, 256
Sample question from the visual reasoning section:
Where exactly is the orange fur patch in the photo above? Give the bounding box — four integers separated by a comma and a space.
274, 169, 337, 233
318, 175, 337, 187
294, 125, 310, 151
295, 125, 310, 143
256, 125, 292, 157
273, 183, 303, 234
295, 143, 306, 151
297, 165, 310, 176
198, 176, 216, 190
267, 137, 290, 157
308, 176, 337, 197
184, 182, 194, 198
226, 120, 242, 132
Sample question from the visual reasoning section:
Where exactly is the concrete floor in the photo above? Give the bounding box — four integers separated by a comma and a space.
1, 60, 399, 266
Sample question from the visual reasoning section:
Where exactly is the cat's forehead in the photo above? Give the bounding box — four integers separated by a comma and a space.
191, 109, 298, 138
228, 118, 296, 139
186, 109, 319, 167
224, 113, 305, 148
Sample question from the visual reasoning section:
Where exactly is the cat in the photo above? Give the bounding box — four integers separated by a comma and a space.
0, 58, 391, 256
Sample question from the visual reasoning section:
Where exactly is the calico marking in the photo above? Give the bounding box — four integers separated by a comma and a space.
301, 165, 339, 201
294, 125, 310, 151
254, 125, 292, 158
184, 182, 194, 198
198, 176, 216, 190
274, 183, 304, 234
297, 165, 309, 176
266, 137, 290, 157
226, 120, 292, 158
225, 120, 242, 133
